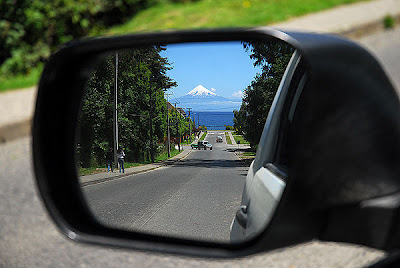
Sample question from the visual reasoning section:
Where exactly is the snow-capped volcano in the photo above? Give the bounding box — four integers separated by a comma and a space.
176, 85, 241, 112
186, 85, 218, 97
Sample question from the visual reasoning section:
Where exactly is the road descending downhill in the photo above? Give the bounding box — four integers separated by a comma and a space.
82, 132, 248, 243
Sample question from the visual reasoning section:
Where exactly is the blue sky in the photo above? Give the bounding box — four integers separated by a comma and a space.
161, 41, 262, 101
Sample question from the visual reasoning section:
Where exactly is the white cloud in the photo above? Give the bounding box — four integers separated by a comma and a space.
210, 87, 217, 92
232, 91, 243, 99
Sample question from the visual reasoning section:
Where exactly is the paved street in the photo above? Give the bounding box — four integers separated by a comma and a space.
1, 28, 399, 267
82, 132, 247, 243
357, 27, 400, 94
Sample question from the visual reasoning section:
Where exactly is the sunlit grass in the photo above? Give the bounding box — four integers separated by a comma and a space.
233, 134, 250, 144
243, 151, 256, 157
199, 131, 207, 140
0, 64, 43, 92
154, 147, 180, 162
79, 147, 180, 176
225, 133, 232, 144
108, 0, 369, 34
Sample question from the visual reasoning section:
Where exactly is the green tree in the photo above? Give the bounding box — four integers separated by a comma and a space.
0, 0, 150, 76
234, 41, 294, 147
77, 45, 176, 168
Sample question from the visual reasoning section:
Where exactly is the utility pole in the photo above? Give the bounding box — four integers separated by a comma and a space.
113, 52, 119, 168
193, 113, 196, 135
187, 108, 192, 142
165, 93, 172, 158
174, 103, 180, 152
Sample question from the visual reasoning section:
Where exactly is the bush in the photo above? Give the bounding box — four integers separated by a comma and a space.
0, 0, 209, 77
0, 0, 150, 76
383, 15, 395, 29
225, 125, 234, 130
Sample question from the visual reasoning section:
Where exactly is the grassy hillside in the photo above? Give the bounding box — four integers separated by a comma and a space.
108, 0, 368, 34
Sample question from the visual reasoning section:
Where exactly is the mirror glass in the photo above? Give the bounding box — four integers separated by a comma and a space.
76, 40, 295, 244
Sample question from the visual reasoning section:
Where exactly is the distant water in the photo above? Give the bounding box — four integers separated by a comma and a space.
191, 111, 234, 130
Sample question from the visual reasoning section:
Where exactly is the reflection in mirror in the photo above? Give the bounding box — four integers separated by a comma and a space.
76, 41, 295, 244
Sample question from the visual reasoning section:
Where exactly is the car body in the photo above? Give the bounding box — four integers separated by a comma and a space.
216, 136, 223, 142
190, 143, 198, 149
230, 50, 300, 242
198, 140, 212, 150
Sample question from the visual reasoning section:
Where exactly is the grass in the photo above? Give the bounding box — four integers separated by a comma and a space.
225, 133, 232, 144
383, 15, 395, 29
243, 151, 256, 157
124, 162, 142, 168
108, 0, 369, 35
79, 166, 105, 176
199, 131, 207, 141
233, 134, 250, 144
79, 147, 181, 176
0, 64, 43, 92
154, 147, 180, 162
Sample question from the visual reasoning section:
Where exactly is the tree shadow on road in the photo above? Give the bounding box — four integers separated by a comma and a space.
172, 158, 251, 169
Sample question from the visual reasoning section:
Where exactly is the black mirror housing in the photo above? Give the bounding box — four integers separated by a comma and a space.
33, 28, 400, 258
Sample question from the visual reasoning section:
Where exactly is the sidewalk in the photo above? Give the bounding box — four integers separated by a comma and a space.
272, 0, 400, 38
80, 132, 203, 186
1, 0, 399, 142
0, 86, 36, 142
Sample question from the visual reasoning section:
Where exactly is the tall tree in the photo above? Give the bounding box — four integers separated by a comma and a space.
77, 45, 176, 167
234, 41, 294, 147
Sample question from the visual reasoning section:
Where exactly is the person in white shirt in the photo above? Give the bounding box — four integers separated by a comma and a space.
117, 148, 125, 173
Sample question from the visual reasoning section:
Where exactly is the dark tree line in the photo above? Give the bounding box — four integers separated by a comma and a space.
77, 46, 192, 168
234, 41, 294, 148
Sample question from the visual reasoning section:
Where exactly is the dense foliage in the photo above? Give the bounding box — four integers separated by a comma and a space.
0, 0, 196, 77
77, 46, 192, 168
233, 41, 294, 147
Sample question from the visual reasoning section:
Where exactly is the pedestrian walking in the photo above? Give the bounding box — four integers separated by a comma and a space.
117, 148, 125, 173
106, 149, 113, 172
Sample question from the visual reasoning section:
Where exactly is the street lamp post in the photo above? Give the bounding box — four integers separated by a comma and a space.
113, 52, 119, 168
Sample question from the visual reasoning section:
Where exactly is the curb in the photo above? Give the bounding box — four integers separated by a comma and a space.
338, 14, 400, 39
80, 148, 192, 187
0, 119, 32, 143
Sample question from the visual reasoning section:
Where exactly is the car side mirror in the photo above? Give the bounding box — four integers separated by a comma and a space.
33, 28, 400, 258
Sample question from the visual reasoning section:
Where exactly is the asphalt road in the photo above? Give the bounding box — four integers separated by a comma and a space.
1, 28, 399, 267
358, 27, 400, 94
82, 132, 247, 243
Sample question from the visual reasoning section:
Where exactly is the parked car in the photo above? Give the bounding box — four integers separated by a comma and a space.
198, 140, 212, 150
190, 143, 198, 149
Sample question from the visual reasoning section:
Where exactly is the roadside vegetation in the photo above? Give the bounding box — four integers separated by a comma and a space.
235, 147, 257, 165
225, 133, 232, 145
108, 0, 369, 34
383, 14, 395, 29
79, 147, 180, 176
182, 133, 197, 144
199, 131, 207, 141
1, 0, 368, 91
0, 64, 43, 92
76, 47, 195, 172
233, 134, 250, 145
233, 41, 294, 148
